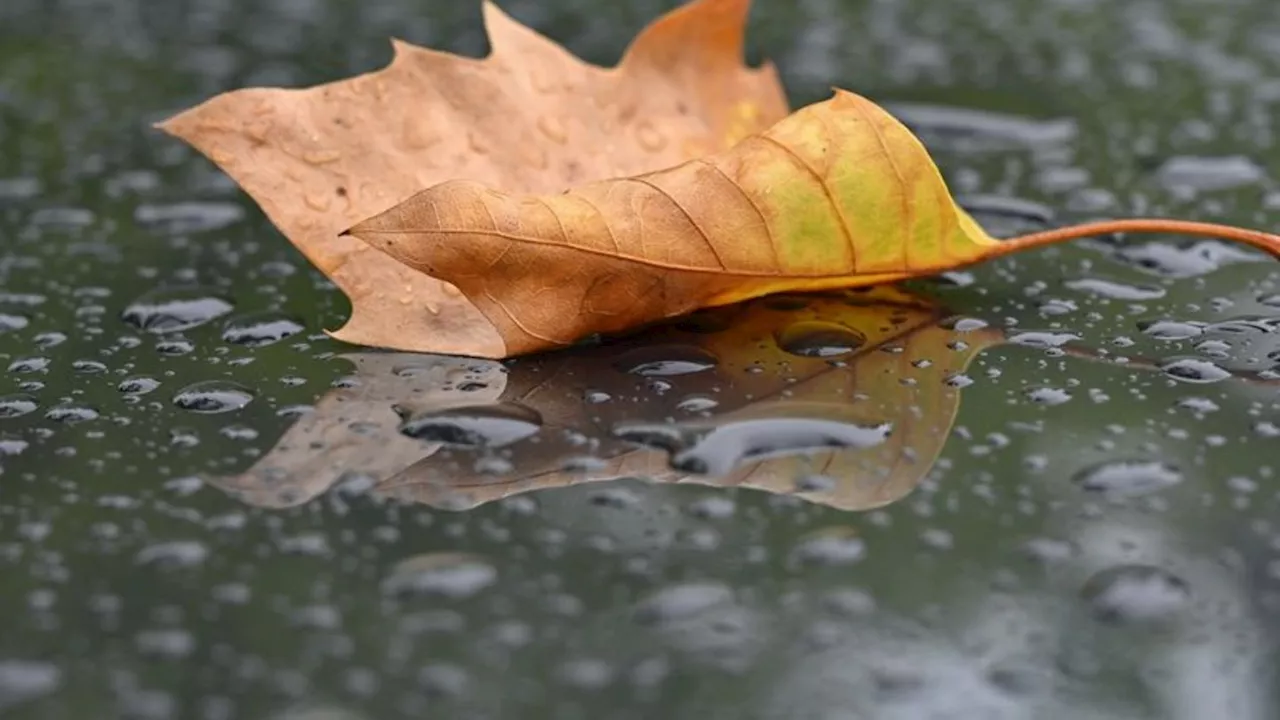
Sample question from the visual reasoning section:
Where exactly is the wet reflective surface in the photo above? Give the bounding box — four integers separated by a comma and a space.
4, 0, 1280, 717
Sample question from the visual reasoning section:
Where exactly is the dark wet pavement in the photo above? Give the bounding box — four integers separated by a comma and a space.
3, 0, 1280, 717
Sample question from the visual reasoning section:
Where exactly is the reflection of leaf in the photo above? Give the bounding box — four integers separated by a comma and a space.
160, 0, 1280, 360
210, 287, 1003, 512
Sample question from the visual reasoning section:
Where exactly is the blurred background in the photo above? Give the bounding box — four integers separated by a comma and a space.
2, 0, 1280, 718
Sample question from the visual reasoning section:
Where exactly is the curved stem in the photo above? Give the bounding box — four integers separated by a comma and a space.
991, 219, 1280, 260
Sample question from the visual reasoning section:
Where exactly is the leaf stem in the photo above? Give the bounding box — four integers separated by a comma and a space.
991, 219, 1280, 259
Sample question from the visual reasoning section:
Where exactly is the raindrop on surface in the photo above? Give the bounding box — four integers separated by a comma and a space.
134, 201, 245, 233
7, 357, 49, 373
44, 404, 99, 423
1081, 565, 1191, 623
612, 344, 718, 376
135, 541, 209, 568
172, 381, 255, 414
1072, 460, 1183, 497
776, 321, 867, 358
1065, 278, 1166, 300
1007, 331, 1081, 348
789, 527, 867, 566
1159, 357, 1231, 383
616, 415, 891, 476
398, 403, 541, 447
220, 313, 304, 347
0, 660, 61, 708
382, 553, 497, 599
1024, 387, 1072, 406
676, 395, 719, 413
1138, 320, 1203, 341
0, 395, 38, 419
118, 377, 160, 395
633, 581, 734, 625
1153, 155, 1266, 192
0, 313, 29, 332
121, 288, 234, 333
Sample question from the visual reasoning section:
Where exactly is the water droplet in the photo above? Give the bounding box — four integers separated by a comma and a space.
613, 345, 718, 376
634, 581, 733, 625
1139, 320, 1203, 341
135, 540, 208, 568
172, 381, 255, 414
1073, 460, 1182, 496
1007, 331, 1080, 348
72, 359, 106, 374
399, 403, 541, 447
1154, 155, 1266, 192
789, 526, 866, 566
44, 404, 99, 423
616, 409, 891, 476
0, 395, 38, 419
776, 321, 866, 358
1065, 278, 1166, 300
0, 313, 29, 332
1160, 357, 1231, 383
220, 313, 304, 347
118, 377, 160, 395
121, 288, 234, 333
676, 395, 719, 413
382, 553, 497, 599
1081, 565, 1191, 623
1025, 387, 1072, 406
0, 660, 61, 707
7, 357, 49, 373
135, 201, 245, 233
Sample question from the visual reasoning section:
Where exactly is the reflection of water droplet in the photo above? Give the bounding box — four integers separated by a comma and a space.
0, 395, 38, 419
1138, 320, 1203, 341
1073, 460, 1182, 496
1081, 565, 1190, 623
399, 403, 541, 448
221, 313, 304, 347
613, 345, 718, 376
616, 412, 891, 476
776, 321, 866, 358
121, 288, 234, 333
382, 553, 497, 599
1160, 357, 1231, 383
172, 381, 255, 414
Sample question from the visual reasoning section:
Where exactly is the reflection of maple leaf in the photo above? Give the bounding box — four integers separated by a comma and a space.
158, 0, 786, 357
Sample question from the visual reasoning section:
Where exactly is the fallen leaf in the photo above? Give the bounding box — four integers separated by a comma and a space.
157, 0, 786, 358
161, 0, 1280, 360
205, 288, 1003, 512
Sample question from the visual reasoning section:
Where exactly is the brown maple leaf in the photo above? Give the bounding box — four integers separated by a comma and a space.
158, 0, 787, 357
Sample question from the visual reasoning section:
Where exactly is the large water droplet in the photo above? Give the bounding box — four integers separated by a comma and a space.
399, 403, 541, 447
1138, 320, 1203, 341
382, 553, 497, 599
633, 582, 733, 625
616, 406, 891, 476
1154, 155, 1266, 193
776, 321, 866, 358
220, 313, 304, 347
121, 288, 234, 333
1081, 565, 1191, 623
0, 395, 38, 419
1072, 460, 1182, 497
612, 344, 718, 376
172, 381, 255, 414
1065, 277, 1166, 300
1160, 357, 1231, 383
